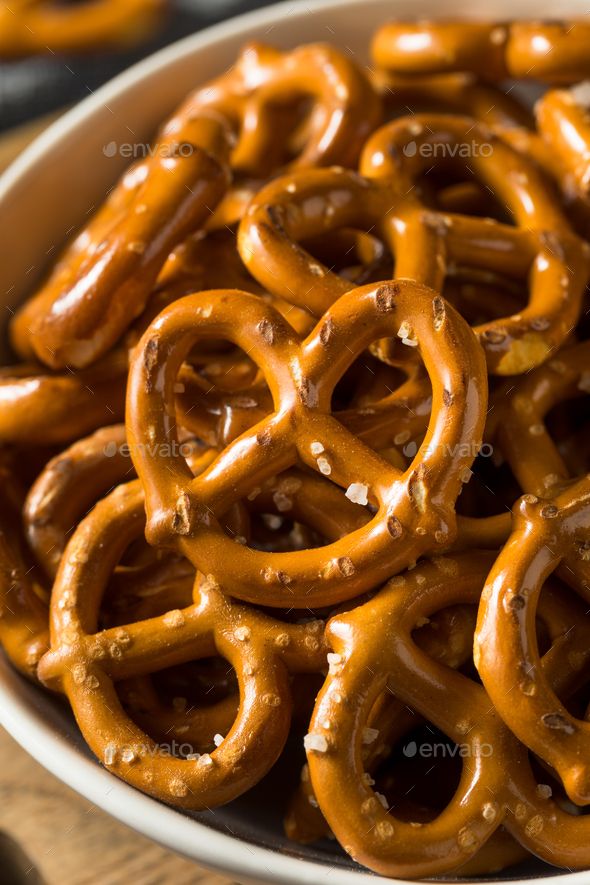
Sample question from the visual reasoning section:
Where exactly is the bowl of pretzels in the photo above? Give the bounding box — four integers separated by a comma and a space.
4, 0, 590, 882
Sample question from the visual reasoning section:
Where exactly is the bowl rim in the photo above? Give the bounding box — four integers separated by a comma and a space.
0, 1, 589, 883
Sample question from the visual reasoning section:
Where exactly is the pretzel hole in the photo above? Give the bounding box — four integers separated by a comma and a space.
372, 720, 463, 823
185, 344, 261, 394
332, 356, 407, 409
454, 447, 521, 520
236, 94, 315, 174
545, 397, 590, 477
102, 560, 195, 627
443, 268, 529, 329
301, 230, 389, 286
247, 513, 327, 553
120, 657, 238, 758
263, 95, 316, 164
240, 468, 372, 553
423, 168, 514, 226
526, 751, 578, 813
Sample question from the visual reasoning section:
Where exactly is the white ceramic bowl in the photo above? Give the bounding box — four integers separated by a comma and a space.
1, 1, 589, 882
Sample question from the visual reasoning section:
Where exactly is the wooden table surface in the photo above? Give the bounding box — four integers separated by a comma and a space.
0, 118, 241, 885
0, 726, 241, 885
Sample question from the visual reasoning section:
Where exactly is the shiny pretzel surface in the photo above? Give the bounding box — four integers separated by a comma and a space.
6, 16, 590, 883
0, 0, 163, 57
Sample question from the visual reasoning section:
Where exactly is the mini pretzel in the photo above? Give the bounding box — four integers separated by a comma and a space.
372, 21, 590, 84
0, 0, 162, 57
23, 426, 250, 751
475, 477, 590, 806
240, 114, 589, 374
286, 600, 479, 844
38, 480, 328, 808
24, 425, 133, 578
127, 281, 486, 607
13, 119, 231, 370
13, 41, 379, 370
181, 42, 381, 179
536, 84, 590, 198
0, 481, 48, 679
307, 550, 590, 878
490, 340, 590, 498
0, 353, 126, 445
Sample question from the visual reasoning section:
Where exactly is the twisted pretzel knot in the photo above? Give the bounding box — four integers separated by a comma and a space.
38, 480, 328, 808
24, 422, 362, 754
306, 550, 590, 878
0, 0, 162, 57
240, 114, 589, 374
372, 21, 590, 84
127, 280, 486, 607
11, 42, 379, 371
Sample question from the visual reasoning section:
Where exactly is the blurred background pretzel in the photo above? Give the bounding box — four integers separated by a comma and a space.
0, 352, 126, 445
372, 21, 590, 84
536, 84, 590, 199
0, 0, 164, 58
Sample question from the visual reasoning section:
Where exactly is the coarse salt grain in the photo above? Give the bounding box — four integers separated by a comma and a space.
362, 727, 379, 745
304, 733, 329, 754
345, 482, 369, 505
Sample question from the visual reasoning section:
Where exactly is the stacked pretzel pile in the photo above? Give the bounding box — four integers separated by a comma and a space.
5, 20, 590, 880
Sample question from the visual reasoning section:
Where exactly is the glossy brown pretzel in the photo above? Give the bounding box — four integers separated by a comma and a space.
372, 20, 590, 84
38, 480, 328, 809
308, 551, 590, 878
239, 115, 589, 374
126, 281, 486, 607
0, 0, 163, 57
11, 41, 379, 370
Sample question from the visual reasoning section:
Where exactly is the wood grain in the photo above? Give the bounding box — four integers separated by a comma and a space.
0, 725, 240, 885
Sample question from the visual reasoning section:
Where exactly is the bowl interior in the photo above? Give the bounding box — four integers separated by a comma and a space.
1, 1, 590, 883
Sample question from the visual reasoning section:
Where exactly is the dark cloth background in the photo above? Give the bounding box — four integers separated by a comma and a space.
0, 0, 275, 131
